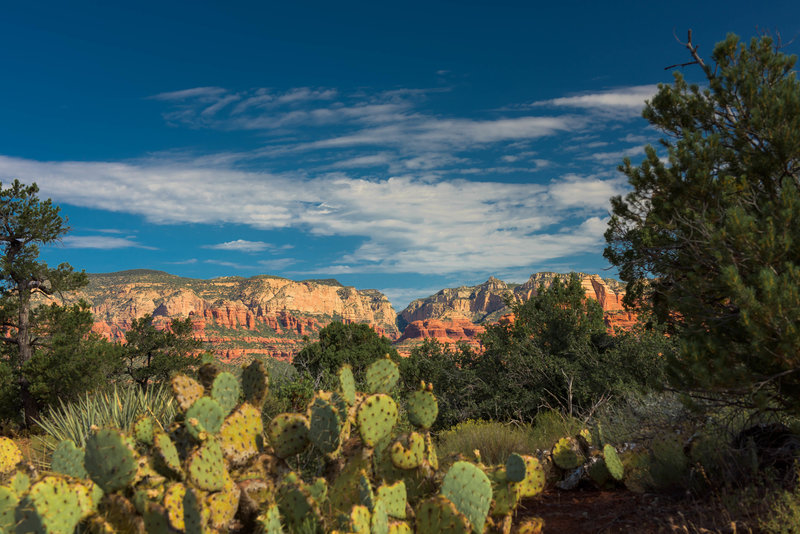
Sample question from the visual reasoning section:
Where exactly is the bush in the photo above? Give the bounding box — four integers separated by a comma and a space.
436, 419, 540, 466
34, 382, 176, 456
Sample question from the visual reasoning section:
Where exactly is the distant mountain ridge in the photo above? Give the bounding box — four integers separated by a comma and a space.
50, 270, 635, 362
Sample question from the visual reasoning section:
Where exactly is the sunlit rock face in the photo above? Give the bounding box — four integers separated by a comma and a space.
49, 270, 398, 363
395, 273, 636, 352
45, 269, 635, 363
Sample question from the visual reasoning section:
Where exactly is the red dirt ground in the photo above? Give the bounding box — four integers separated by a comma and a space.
516, 488, 749, 533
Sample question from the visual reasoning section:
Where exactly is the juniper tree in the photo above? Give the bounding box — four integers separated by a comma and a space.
0, 180, 87, 425
605, 33, 800, 412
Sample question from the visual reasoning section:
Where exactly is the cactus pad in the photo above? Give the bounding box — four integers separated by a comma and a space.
376, 480, 407, 519
211, 371, 241, 416
6, 471, 30, 496
187, 438, 227, 491
371, 498, 390, 534
84, 428, 139, 493
185, 396, 225, 439
603, 444, 624, 481
219, 402, 263, 465
267, 413, 310, 458
0, 487, 17, 533
0, 437, 21, 474
15, 475, 84, 534
242, 359, 269, 406
587, 456, 611, 486
206, 471, 241, 529
517, 517, 545, 534
309, 396, 344, 455
358, 469, 375, 511
365, 356, 399, 394
514, 455, 546, 498
153, 432, 182, 477
390, 432, 424, 470
388, 520, 412, 534
552, 437, 583, 470
441, 460, 492, 534
415, 495, 471, 534
256, 503, 284, 534
356, 394, 398, 448
162, 482, 186, 530
424, 432, 439, 470
338, 364, 357, 406
133, 414, 156, 445
277, 477, 323, 533
505, 452, 527, 483
171, 373, 205, 412
406, 385, 438, 430
50, 439, 88, 480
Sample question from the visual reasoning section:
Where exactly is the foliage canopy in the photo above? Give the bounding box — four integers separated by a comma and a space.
605, 34, 800, 412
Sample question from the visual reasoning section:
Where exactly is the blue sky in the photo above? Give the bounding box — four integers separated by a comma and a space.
1, 1, 798, 310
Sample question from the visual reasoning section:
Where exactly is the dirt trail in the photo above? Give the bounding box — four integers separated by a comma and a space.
516, 489, 736, 533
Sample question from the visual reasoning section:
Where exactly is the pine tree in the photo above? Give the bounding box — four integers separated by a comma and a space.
605, 33, 800, 412
0, 180, 87, 425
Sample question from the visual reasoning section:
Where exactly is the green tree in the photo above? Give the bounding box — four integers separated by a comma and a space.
604, 33, 800, 412
473, 274, 667, 421
293, 321, 399, 390
123, 314, 203, 389
399, 339, 480, 430
0, 180, 87, 425
23, 301, 124, 408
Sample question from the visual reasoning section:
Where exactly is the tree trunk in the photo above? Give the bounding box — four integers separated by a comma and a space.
17, 287, 39, 427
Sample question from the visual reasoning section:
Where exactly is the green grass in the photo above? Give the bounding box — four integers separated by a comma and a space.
34, 382, 177, 459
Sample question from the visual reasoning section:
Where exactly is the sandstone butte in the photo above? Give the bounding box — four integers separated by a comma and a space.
48, 269, 636, 363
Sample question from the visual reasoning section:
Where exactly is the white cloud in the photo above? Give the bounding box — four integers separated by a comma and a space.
203, 240, 274, 252
61, 235, 155, 250
0, 154, 619, 275
151, 87, 227, 101
532, 85, 658, 112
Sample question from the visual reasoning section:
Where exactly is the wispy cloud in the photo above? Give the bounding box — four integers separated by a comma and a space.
203, 239, 274, 252
530, 85, 658, 113
61, 235, 155, 250
0, 154, 626, 275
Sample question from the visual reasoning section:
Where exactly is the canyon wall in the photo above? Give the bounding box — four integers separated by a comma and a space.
54, 270, 635, 363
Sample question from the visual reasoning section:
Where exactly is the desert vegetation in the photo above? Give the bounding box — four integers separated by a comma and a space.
0, 31, 799, 532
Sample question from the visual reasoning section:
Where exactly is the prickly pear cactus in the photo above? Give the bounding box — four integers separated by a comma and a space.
356, 394, 398, 448
14, 475, 85, 534
406, 382, 438, 430
133, 414, 156, 446
376, 480, 407, 519
218, 402, 263, 465
552, 436, 583, 470
308, 395, 344, 456
50, 439, 88, 480
84, 428, 140, 493
242, 359, 270, 406
441, 461, 492, 534
268, 413, 310, 458
0, 437, 21, 475
211, 371, 242, 416
338, 364, 357, 406
603, 444, 624, 481
415, 495, 471, 533
505, 452, 526, 483
517, 517, 546, 533
171, 373, 205, 412
390, 432, 424, 470
185, 396, 225, 439
365, 355, 400, 394
514, 455, 546, 498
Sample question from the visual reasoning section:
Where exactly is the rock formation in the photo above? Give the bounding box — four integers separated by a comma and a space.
54, 270, 399, 362
47, 269, 636, 363
395, 273, 636, 350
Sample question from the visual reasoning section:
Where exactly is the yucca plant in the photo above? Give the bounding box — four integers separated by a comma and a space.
34, 382, 177, 457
